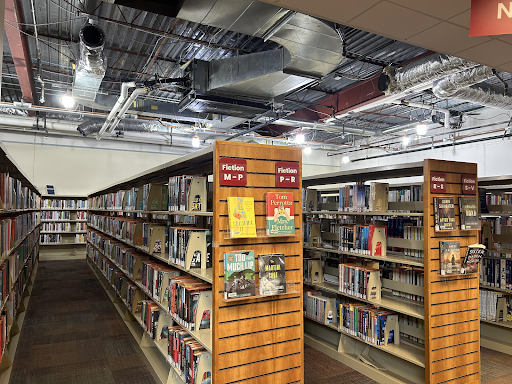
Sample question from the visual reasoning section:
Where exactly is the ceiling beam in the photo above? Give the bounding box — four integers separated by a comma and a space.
4, 0, 36, 104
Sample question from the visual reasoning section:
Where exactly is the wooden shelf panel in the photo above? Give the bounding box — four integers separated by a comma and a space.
304, 281, 424, 319
304, 246, 424, 267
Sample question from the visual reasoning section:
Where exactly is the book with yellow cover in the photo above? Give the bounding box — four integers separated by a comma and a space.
227, 197, 257, 238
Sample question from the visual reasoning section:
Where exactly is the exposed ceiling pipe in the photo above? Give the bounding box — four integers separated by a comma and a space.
432, 65, 512, 110
391, 100, 451, 129
262, 10, 297, 42
378, 53, 477, 95
96, 81, 136, 139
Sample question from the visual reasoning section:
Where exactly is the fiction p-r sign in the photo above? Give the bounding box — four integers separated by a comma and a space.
276, 162, 299, 188
219, 158, 247, 186
462, 174, 477, 194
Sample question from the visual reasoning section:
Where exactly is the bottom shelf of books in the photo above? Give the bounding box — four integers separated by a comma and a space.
86, 249, 212, 384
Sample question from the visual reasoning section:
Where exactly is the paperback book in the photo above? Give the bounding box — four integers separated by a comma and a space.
266, 192, 294, 236
258, 253, 286, 296
434, 197, 456, 231
440, 241, 461, 275
459, 196, 480, 230
462, 244, 486, 274
224, 251, 256, 299
227, 197, 257, 238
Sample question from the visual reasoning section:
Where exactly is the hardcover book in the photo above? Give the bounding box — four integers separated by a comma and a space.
266, 192, 295, 236
459, 196, 480, 230
224, 251, 256, 299
462, 244, 486, 274
227, 197, 257, 238
440, 241, 461, 275
434, 197, 456, 231
258, 253, 286, 296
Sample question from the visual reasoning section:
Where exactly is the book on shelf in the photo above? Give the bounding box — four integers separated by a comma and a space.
304, 189, 320, 211
140, 300, 163, 339
388, 185, 423, 202
434, 196, 456, 231
339, 303, 396, 345
462, 244, 485, 274
459, 196, 480, 230
304, 293, 336, 325
265, 192, 295, 236
224, 250, 256, 300
440, 241, 461, 275
169, 175, 207, 212
303, 258, 322, 285
168, 276, 211, 331
227, 197, 257, 238
339, 263, 381, 300
369, 182, 389, 212
258, 253, 286, 296
383, 266, 424, 302
169, 227, 211, 269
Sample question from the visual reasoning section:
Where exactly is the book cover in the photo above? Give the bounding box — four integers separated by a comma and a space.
224, 251, 256, 299
227, 197, 257, 238
435, 197, 456, 231
462, 244, 486, 274
459, 196, 480, 230
258, 253, 286, 296
440, 241, 461, 275
266, 192, 295, 236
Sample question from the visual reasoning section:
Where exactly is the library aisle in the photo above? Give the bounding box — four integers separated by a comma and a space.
8, 260, 158, 384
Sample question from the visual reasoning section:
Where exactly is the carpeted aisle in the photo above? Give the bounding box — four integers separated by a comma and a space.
9, 260, 158, 384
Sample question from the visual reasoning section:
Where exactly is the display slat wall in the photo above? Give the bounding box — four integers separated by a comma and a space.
213, 141, 303, 384
424, 159, 480, 384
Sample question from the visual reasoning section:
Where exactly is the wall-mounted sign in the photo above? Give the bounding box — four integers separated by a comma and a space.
219, 158, 247, 186
462, 174, 477, 194
470, 0, 512, 36
276, 162, 299, 188
430, 171, 446, 193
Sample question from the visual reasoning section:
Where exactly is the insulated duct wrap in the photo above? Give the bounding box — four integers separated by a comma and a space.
432, 65, 495, 98
77, 119, 161, 136
441, 86, 512, 110
73, 24, 107, 102
378, 53, 477, 95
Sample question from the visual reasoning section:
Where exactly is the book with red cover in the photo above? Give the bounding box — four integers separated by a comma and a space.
266, 192, 295, 236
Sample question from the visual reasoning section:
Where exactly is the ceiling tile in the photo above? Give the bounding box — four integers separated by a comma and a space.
349, 2, 441, 40
387, 0, 470, 20
448, 9, 470, 27
257, 0, 382, 24
408, 22, 490, 55
456, 40, 512, 66
497, 35, 512, 45
496, 61, 512, 73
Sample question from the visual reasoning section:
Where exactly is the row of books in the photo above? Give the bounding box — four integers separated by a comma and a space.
41, 199, 87, 209
11, 249, 37, 320
486, 193, 512, 206
388, 185, 423, 202
140, 300, 163, 340
387, 217, 423, 238
0, 313, 7, 363
141, 260, 179, 303
480, 258, 512, 289
398, 315, 425, 345
0, 212, 39, 258
11, 227, 39, 284
0, 262, 8, 307
168, 275, 211, 331
76, 222, 87, 231
339, 263, 380, 300
41, 223, 71, 232
340, 302, 395, 345
480, 289, 504, 321
0, 173, 40, 211
383, 267, 424, 303
169, 227, 212, 268
76, 234, 85, 243
304, 291, 335, 325
41, 211, 70, 220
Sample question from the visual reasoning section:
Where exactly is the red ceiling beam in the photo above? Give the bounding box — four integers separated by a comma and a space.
4, 0, 37, 104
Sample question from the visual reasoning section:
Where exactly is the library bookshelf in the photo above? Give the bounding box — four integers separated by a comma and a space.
477, 175, 512, 355
0, 142, 41, 384
39, 196, 87, 260
85, 141, 303, 384
302, 159, 480, 384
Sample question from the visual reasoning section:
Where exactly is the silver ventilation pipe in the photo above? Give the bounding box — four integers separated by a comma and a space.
432, 66, 512, 110
378, 53, 477, 95
72, 24, 107, 103
78, 119, 162, 137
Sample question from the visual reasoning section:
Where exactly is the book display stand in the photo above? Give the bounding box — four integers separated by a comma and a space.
302, 159, 481, 384
39, 195, 87, 260
85, 141, 304, 384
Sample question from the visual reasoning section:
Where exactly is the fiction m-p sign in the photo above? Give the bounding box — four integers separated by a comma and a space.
470, 0, 512, 36
219, 158, 247, 186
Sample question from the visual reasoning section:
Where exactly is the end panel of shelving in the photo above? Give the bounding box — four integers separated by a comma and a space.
212, 141, 303, 384
423, 159, 481, 384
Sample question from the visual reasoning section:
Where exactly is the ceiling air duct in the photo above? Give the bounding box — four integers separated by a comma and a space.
378, 53, 477, 95
72, 23, 107, 105
432, 65, 512, 110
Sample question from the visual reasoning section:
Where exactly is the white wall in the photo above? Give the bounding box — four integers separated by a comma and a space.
0, 131, 340, 195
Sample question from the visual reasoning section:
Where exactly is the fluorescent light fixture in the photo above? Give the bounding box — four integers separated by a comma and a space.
262, 10, 297, 42
416, 123, 427, 136
295, 130, 305, 144
191, 133, 200, 148
402, 135, 410, 147
60, 92, 75, 109
341, 155, 350, 164
304, 144, 312, 155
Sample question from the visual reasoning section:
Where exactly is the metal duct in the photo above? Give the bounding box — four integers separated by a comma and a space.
77, 119, 161, 137
72, 24, 107, 104
378, 53, 477, 95
432, 65, 512, 110
177, 0, 344, 97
